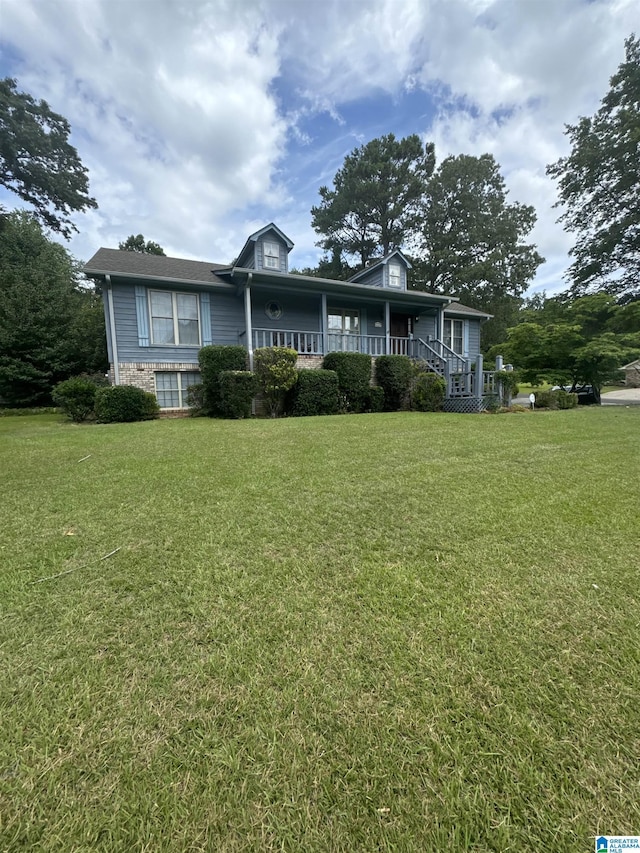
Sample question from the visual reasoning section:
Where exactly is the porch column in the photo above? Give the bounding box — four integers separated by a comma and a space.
321, 292, 328, 355
385, 301, 390, 354
244, 276, 253, 371
475, 353, 483, 399
439, 305, 446, 344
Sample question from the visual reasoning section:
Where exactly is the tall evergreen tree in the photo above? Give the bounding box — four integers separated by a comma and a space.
547, 34, 640, 298
311, 134, 435, 268
0, 212, 105, 406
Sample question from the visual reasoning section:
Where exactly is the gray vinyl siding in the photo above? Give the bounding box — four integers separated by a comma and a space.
111, 283, 243, 362
467, 319, 481, 358
103, 293, 113, 363
365, 305, 385, 336
252, 291, 321, 332
415, 312, 437, 341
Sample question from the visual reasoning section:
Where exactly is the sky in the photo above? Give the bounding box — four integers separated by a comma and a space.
0, 0, 636, 295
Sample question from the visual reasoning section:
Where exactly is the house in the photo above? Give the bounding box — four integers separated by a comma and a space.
621, 358, 640, 388
84, 223, 494, 413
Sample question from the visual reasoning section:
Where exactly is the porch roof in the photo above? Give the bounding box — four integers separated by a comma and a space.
219, 266, 457, 310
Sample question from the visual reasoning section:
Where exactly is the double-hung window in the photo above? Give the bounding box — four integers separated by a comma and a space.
155, 371, 201, 408
444, 318, 464, 355
149, 291, 200, 346
388, 263, 402, 288
263, 241, 280, 270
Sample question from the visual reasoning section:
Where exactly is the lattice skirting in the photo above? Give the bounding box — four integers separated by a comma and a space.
443, 396, 485, 414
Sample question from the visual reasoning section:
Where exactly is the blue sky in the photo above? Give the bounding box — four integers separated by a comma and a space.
0, 0, 636, 295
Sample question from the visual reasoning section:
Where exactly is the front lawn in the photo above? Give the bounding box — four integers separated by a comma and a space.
1, 409, 639, 851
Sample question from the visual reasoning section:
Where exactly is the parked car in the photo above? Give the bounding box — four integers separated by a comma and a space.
551, 384, 601, 405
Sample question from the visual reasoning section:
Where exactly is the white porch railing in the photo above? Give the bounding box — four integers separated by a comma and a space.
251, 329, 412, 357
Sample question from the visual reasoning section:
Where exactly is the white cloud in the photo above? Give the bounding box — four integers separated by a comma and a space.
0, 0, 636, 290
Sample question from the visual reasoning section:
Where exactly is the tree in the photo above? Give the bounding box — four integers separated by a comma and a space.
0, 78, 97, 238
0, 212, 106, 406
311, 134, 435, 268
491, 292, 640, 391
413, 153, 544, 350
118, 234, 165, 255
547, 34, 640, 298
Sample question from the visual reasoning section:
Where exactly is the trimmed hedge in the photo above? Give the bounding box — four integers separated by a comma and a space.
288, 369, 339, 417
365, 385, 385, 413
411, 371, 446, 412
218, 370, 257, 419
94, 386, 159, 423
254, 347, 298, 417
198, 345, 248, 416
375, 355, 413, 411
52, 377, 98, 422
322, 352, 372, 413
533, 389, 578, 409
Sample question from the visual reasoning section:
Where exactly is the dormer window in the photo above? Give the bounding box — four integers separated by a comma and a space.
388, 263, 401, 288
264, 241, 280, 270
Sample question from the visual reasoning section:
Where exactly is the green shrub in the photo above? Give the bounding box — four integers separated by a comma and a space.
52, 376, 99, 422
494, 370, 520, 405
288, 369, 339, 417
218, 371, 257, 419
254, 347, 298, 417
94, 385, 159, 423
198, 345, 248, 416
185, 382, 205, 416
411, 372, 446, 412
375, 355, 413, 411
556, 389, 578, 409
365, 385, 385, 413
322, 352, 372, 413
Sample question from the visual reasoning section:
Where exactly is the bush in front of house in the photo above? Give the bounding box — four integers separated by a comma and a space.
218, 370, 257, 419
254, 347, 298, 417
198, 345, 248, 416
185, 382, 205, 416
288, 369, 339, 417
411, 371, 446, 412
365, 385, 385, 413
94, 385, 159, 423
375, 355, 413, 411
52, 376, 100, 422
322, 352, 372, 413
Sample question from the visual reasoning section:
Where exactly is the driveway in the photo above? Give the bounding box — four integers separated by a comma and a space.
601, 387, 640, 405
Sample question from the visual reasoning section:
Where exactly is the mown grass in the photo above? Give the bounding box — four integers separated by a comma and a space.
1, 409, 639, 852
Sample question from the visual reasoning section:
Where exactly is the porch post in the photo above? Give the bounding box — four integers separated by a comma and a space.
475, 353, 483, 399
385, 301, 390, 354
321, 292, 328, 355
439, 306, 446, 344
244, 275, 253, 371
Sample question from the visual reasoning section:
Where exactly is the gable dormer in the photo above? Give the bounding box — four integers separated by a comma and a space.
235, 223, 294, 273
348, 249, 411, 291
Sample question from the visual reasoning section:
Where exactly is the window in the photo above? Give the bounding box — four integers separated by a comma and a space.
388, 263, 402, 288
263, 241, 280, 270
155, 371, 201, 408
444, 318, 464, 355
149, 291, 200, 346
328, 308, 359, 334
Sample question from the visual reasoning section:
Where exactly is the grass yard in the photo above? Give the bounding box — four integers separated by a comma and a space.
1, 408, 639, 852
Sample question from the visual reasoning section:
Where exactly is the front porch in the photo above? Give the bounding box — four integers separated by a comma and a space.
241, 327, 502, 405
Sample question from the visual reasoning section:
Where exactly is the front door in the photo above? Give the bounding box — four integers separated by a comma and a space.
390, 313, 412, 354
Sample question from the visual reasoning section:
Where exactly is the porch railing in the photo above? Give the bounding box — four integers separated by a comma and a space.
250, 329, 412, 357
